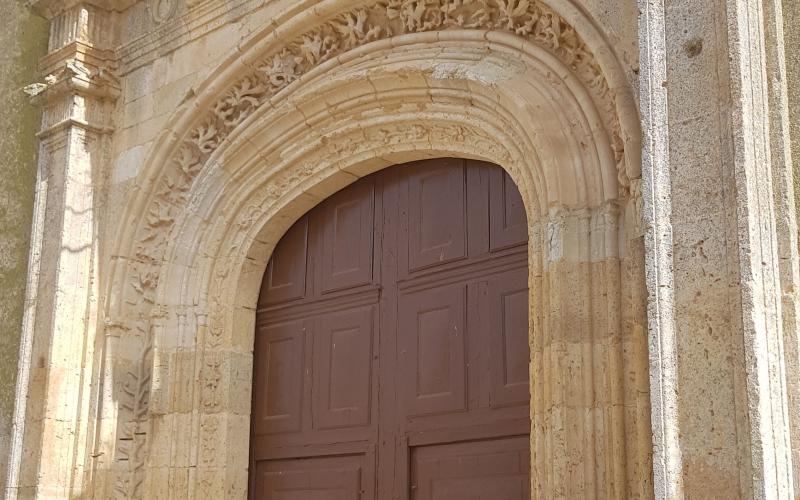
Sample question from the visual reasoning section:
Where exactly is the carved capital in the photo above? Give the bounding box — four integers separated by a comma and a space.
26, 1, 120, 138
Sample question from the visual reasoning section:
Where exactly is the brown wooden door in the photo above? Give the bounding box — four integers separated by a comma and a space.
250, 158, 530, 500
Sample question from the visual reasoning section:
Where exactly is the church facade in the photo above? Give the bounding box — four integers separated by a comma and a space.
0, 0, 799, 497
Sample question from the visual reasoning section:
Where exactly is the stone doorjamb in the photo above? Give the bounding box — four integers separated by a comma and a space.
97, 0, 653, 497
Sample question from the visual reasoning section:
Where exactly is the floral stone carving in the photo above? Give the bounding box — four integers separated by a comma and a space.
116, 0, 628, 497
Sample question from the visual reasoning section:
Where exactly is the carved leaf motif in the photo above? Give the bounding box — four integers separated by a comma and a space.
259, 49, 304, 90
628, 177, 644, 235
130, 271, 158, 304
115, 331, 153, 499
533, 11, 560, 48
145, 202, 173, 232
200, 417, 220, 467
434, 124, 469, 142
495, 0, 530, 30
300, 32, 339, 65
201, 356, 223, 411
388, 0, 444, 32
214, 75, 267, 128
190, 119, 220, 154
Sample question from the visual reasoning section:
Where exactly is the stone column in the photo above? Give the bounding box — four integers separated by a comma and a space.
531, 203, 652, 498
639, 0, 797, 496
5, 2, 119, 498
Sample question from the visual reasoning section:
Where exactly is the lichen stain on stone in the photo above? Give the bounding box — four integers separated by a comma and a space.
684, 37, 704, 58
0, 0, 48, 491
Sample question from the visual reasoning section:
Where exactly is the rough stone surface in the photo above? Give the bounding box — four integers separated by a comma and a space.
787, 0, 800, 215
0, 0, 46, 494
2, 0, 800, 498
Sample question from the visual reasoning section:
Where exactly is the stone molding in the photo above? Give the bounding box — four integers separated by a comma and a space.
725, 0, 794, 494
172, 0, 629, 194
23, 2, 121, 138
29, 0, 136, 17
636, 0, 682, 497
100, 0, 649, 494
636, 0, 799, 496
122, 0, 641, 317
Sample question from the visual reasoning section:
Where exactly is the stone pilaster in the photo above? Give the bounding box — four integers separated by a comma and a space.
639, 0, 798, 496
5, 2, 119, 498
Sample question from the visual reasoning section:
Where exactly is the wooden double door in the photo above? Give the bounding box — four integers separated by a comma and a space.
250, 158, 531, 499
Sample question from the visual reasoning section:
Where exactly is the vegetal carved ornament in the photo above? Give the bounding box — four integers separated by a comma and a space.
114, 0, 630, 497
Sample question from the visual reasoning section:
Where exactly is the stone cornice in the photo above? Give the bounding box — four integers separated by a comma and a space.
28, 0, 136, 18
24, 0, 121, 137
26, 59, 120, 100
39, 41, 116, 75
117, 0, 259, 74
24, 58, 120, 137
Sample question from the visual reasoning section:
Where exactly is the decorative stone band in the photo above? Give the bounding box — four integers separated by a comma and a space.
111, 2, 640, 497
166, 0, 625, 225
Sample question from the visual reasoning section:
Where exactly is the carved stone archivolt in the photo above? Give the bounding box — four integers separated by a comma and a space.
110, 1, 643, 497
132, 0, 628, 270
181, 0, 624, 188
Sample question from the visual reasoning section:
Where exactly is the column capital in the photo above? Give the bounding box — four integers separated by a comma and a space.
22, 1, 120, 138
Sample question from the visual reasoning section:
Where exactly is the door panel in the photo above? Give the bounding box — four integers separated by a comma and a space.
312, 306, 375, 430
411, 437, 531, 500
251, 159, 530, 500
319, 181, 375, 293
489, 169, 527, 251
405, 159, 467, 272
488, 270, 531, 408
398, 285, 467, 417
260, 217, 308, 306
252, 320, 306, 435
252, 455, 369, 500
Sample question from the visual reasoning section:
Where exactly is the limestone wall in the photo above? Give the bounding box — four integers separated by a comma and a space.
0, 0, 47, 493
787, 0, 799, 212
7, 0, 799, 497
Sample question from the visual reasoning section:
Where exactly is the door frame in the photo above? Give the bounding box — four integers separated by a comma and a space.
96, 5, 649, 497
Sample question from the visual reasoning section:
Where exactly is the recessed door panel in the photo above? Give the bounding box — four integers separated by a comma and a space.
411, 437, 531, 500
252, 320, 306, 435
488, 271, 530, 407
320, 181, 375, 293
260, 217, 308, 306
312, 306, 374, 430
406, 160, 467, 272
489, 168, 527, 251
252, 455, 365, 500
399, 285, 467, 417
